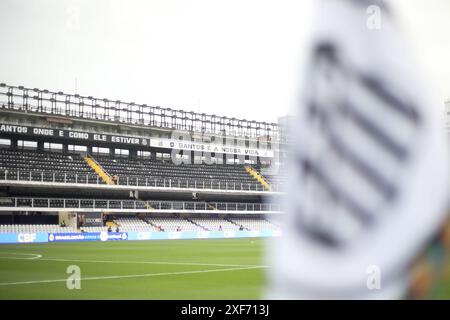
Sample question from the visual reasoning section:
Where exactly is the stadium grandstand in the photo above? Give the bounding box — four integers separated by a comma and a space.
0, 83, 286, 242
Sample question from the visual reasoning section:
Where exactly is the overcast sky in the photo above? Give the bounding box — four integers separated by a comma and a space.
0, 0, 449, 124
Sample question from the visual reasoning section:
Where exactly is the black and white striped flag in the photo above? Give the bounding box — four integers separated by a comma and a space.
267, 0, 449, 299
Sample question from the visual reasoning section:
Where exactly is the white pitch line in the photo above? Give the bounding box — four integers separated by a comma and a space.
0, 252, 42, 260
0, 265, 266, 287
0, 256, 267, 268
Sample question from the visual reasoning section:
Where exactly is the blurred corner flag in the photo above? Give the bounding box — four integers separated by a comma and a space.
266, 0, 450, 299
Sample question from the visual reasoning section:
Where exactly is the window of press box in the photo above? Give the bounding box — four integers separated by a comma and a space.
226, 158, 240, 165
17, 140, 37, 150
92, 147, 110, 155
44, 142, 63, 152
174, 154, 190, 160
137, 150, 151, 159
0, 138, 11, 148
68, 145, 87, 154
156, 152, 171, 159
115, 148, 129, 158
192, 156, 224, 164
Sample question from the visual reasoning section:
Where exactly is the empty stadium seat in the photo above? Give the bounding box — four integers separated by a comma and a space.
0, 149, 100, 183
95, 156, 262, 190
228, 217, 281, 231
190, 217, 239, 231
0, 149, 287, 189
0, 224, 77, 233
143, 216, 204, 232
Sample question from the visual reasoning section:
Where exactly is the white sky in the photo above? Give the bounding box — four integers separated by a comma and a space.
0, 0, 449, 123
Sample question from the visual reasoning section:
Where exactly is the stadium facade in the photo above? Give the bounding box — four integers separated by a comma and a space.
0, 83, 285, 244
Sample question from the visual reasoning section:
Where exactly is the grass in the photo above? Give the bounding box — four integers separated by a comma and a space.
2, 238, 450, 300
0, 238, 267, 299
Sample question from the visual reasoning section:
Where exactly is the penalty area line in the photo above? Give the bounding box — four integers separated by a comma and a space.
0, 265, 267, 287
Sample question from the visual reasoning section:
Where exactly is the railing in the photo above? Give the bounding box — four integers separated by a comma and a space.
0, 83, 280, 140
0, 197, 282, 212
0, 169, 281, 192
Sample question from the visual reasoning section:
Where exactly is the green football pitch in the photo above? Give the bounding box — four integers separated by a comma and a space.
0, 238, 267, 299
2, 238, 450, 299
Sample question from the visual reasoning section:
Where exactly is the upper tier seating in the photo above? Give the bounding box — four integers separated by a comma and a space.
0, 148, 284, 189
254, 165, 287, 189
0, 149, 99, 183
96, 156, 258, 187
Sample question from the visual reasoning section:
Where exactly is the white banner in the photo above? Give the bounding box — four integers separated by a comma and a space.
150, 138, 274, 158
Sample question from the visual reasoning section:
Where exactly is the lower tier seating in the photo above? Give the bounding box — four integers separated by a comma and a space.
190, 217, 239, 231
0, 216, 281, 233
228, 217, 280, 231
0, 224, 77, 233
144, 216, 203, 232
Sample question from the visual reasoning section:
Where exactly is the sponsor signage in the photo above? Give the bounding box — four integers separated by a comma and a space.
17, 233, 37, 243
0, 233, 47, 244
136, 232, 152, 240
48, 232, 128, 242
196, 231, 210, 239
82, 212, 103, 227
0, 230, 280, 244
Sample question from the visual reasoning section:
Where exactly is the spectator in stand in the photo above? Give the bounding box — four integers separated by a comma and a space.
107, 225, 112, 232
115, 226, 119, 232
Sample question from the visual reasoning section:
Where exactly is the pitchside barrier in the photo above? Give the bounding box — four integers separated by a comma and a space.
0, 230, 282, 244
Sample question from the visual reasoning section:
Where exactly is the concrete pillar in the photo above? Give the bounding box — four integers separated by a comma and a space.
10, 138, 18, 150
129, 149, 138, 159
